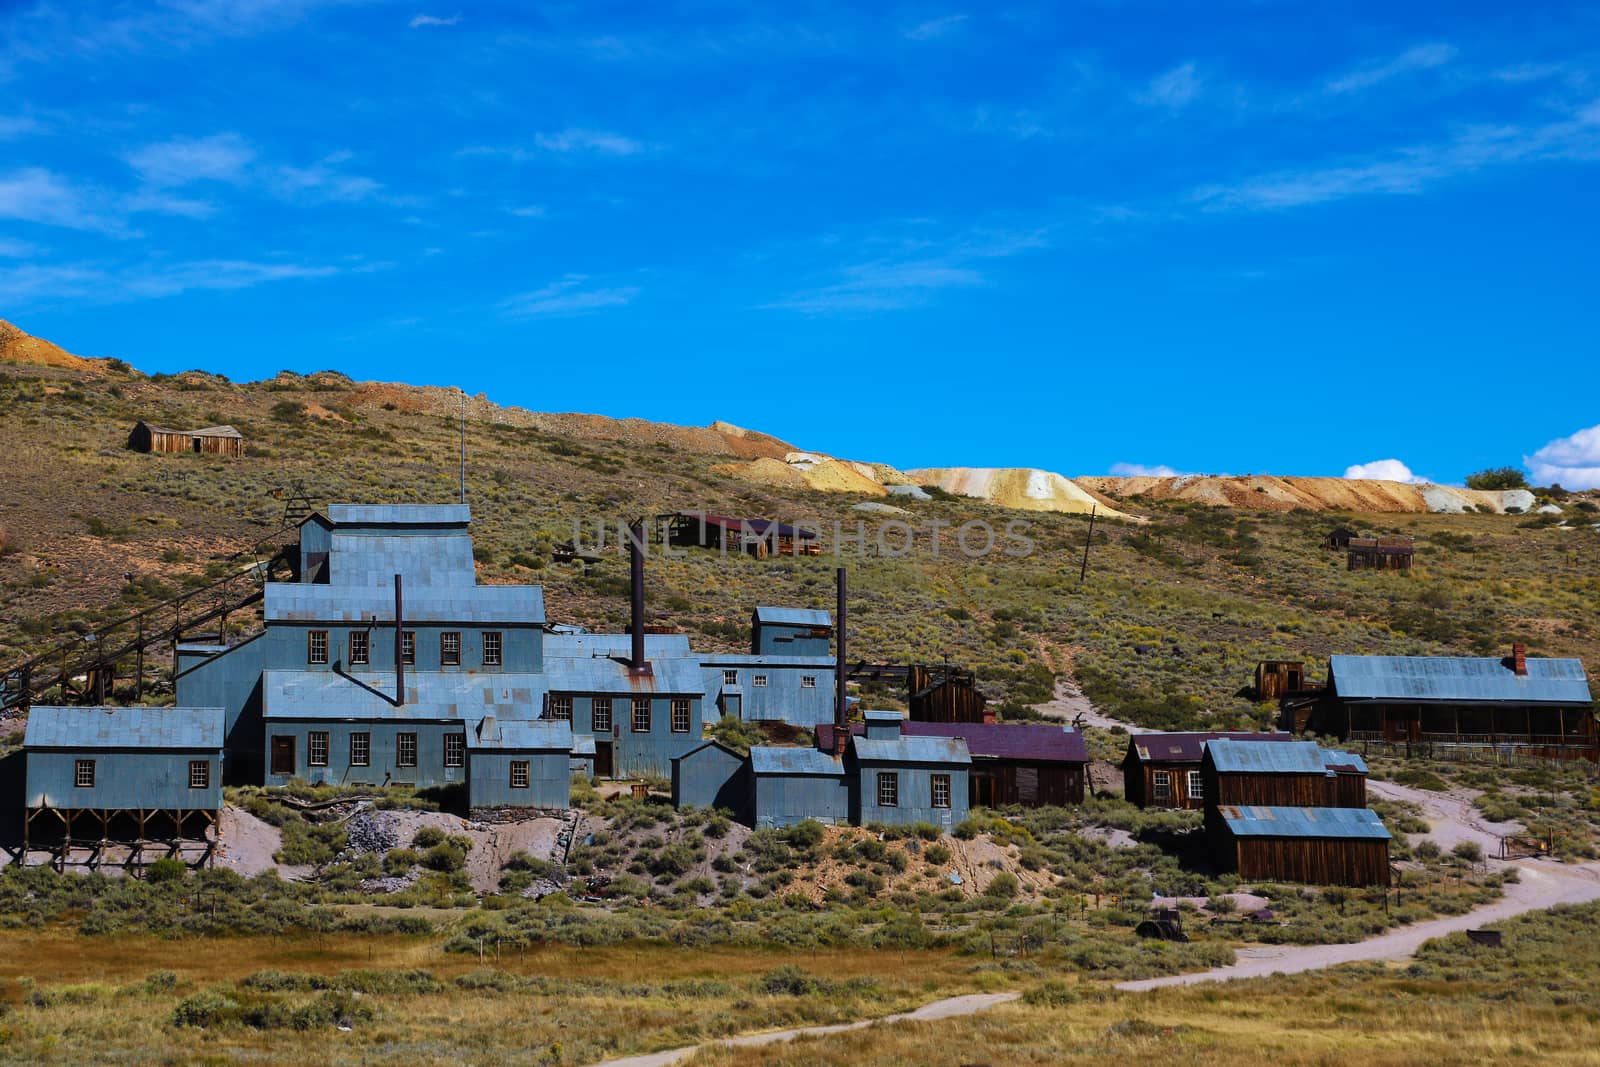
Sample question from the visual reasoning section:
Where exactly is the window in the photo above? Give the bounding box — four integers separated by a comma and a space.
189, 760, 211, 789
931, 773, 951, 809
349, 630, 369, 666
308, 630, 328, 664
800, 675, 817, 689
510, 761, 530, 789
723, 669, 739, 687
75, 759, 95, 788
350, 732, 371, 767
308, 731, 330, 767
877, 772, 899, 807
483, 631, 502, 666
592, 697, 613, 733
632, 697, 651, 733
1152, 770, 1171, 802
444, 733, 465, 768
550, 695, 573, 721
441, 631, 461, 666
400, 631, 415, 665
397, 733, 418, 768
671, 698, 691, 733
1187, 770, 1204, 801
752, 674, 768, 687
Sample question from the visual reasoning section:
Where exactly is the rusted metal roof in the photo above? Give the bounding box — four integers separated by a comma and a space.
751, 746, 845, 776
1330, 654, 1592, 705
1128, 731, 1296, 764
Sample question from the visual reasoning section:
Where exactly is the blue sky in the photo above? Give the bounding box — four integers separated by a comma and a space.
2, 2, 1599, 486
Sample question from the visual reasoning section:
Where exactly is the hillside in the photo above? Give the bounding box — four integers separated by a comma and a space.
1, 317, 1597, 728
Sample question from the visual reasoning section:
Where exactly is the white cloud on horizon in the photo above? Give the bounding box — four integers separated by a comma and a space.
0, 116, 41, 139
1137, 62, 1202, 110
535, 129, 646, 156
1344, 458, 1430, 484
409, 13, 461, 29
1526, 424, 1600, 490
501, 275, 639, 317
0, 257, 342, 305
1325, 42, 1457, 95
0, 168, 128, 234
1109, 462, 1187, 478
0, 237, 38, 257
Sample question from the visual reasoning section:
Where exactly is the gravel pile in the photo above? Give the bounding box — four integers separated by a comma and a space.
345, 812, 400, 854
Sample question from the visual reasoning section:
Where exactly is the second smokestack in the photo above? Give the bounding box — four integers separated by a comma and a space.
835, 566, 847, 729
630, 520, 648, 674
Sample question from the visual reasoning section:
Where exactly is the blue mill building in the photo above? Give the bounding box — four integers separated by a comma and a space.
16, 503, 989, 862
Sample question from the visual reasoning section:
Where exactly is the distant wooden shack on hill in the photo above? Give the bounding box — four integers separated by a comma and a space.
665, 513, 819, 557
1346, 535, 1414, 571
127, 421, 244, 457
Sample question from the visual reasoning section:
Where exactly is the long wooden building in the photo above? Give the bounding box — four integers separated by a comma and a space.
127, 421, 245, 457
1200, 739, 1369, 811
1209, 804, 1392, 887
1307, 648, 1597, 761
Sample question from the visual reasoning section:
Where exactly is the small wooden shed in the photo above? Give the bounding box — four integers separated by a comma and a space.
1210, 804, 1392, 886
127, 421, 244, 457
1122, 731, 1298, 809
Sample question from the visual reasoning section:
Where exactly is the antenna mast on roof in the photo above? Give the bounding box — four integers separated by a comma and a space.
459, 388, 468, 506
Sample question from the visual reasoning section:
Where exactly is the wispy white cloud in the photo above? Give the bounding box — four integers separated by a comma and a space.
0, 116, 41, 139
904, 14, 967, 41
765, 223, 1047, 314
507, 204, 547, 218
1526, 424, 1600, 490
271, 153, 383, 203
1325, 42, 1457, 95
0, 169, 126, 233
409, 13, 460, 29
1193, 102, 1600, 211
125, 133, 255, 185
1137, 61, 1202, 110
0, 256, 341, 305
1344, 458, 1430, 484
0, 237, 39, 258
534, 128, 646, 156
1109, 462, 1187, 478
501, 275, 639, 317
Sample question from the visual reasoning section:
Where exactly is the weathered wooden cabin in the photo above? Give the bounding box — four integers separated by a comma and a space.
1209, 804, 1392, 887
1346, 535, 1414, 571
1123, 731, 1297, 809
820, 718, 1087, 807
127, 421, 244, 457
22, 705, 225, 865
1255, 660, 1312, 701
1325, 527, 1360, 550
1200, 739, 1369, 812
1311, 649, 1597, 760
907, 664, 988, 723
667, 513, 820, 557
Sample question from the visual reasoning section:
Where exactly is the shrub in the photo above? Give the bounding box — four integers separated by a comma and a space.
269, 400, 308, 423
412, 826, 447, 849
984, 872, 1020, 900
924, 843, 951, 865
145, 858, 187, 884
1465, 467, 1528, 490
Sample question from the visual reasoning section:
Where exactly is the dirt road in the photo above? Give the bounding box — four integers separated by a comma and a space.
591, 992, 1022, 1067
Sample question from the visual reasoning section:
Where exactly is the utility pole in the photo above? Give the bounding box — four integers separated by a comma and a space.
1079, 505, 1097, 584
459, 389, 468, 506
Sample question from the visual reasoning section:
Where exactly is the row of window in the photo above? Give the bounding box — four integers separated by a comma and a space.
1151, 770, 1205, 801
719, 670, 816, 689
307, 630, 502, 667
74, 759, 209, 789
273, 732, 467, 775
875, 771, 951, 809
548, 696, 693, 733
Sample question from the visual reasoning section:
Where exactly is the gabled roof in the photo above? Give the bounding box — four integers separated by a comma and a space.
1216, 805, 1391, 841
327, 504, 471, 526
851, 734, 971, 765
136, 422, 243, 439
1128, 731, 1296, 763
671, 739, 746, 764
751, 746, 845, 776
753, 606, 832, 627
543, 655, 708, 697
25, 706, 225, 750
1329, 655, 1591, 705
467, 715, 572, 751
264, 583, 545, 624
690, 515, 818, 539
1321, 749, 1368, 774
543, 632, 694, 659
903, 721, 1088, 763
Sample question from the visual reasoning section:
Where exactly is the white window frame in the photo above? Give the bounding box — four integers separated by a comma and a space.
592, 697, 613, 733
931, 773, 951, 809
348, 630, 369, 666
189, 760, 210, 789
397, 732, 418, 768
1152, 770, 1171, 801
671, 697, 691, 733
440, 631, 461, 666
632, 698, 651, 733
482, 631, 503, 667
444, 733, 466, 768
801, 675, 817, 689
752, 674, 768, 687
75, 759, 95, 788
400, 631, 415, 665
308, 731, 330, 767
550, 695, 573, 721
308, 630, 328, 665
877, 772, 899, 807
723, 669, 739, 686
1187, 770, 1204, 801
350, 732, 371, 767
510, 760, 530, 789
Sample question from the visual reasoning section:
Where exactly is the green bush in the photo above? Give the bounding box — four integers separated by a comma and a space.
145, 858, 187, 884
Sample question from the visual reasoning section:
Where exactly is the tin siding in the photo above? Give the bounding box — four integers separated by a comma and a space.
672, 745, 752, 823
467, 751, 569, 809
262, 720, 470, 788
855, 761, 969, 830
27, 750, 221, 811
753, 773, 850, 828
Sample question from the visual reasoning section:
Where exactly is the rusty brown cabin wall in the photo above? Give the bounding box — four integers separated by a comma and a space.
1325, 771, 1367, 808
1232, 836, 1391, 887
1127, 760, 1205, 810
971, 762, 1084, 807
908, 666, 988, 723
1209, 770, 1327, 808
143, 430, 243, 457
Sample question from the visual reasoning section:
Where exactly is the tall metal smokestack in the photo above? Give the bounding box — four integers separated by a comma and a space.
835, 566, 848, 729
629, 520, 649, 675
394, 573, 405, 706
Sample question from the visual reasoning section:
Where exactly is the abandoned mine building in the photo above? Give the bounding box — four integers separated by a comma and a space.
1122, 731, 1297, 809
1345, 535, 1414, 571
665, 513, 821, 557
1300, 648, 1597, 760
127, 421, 244, 457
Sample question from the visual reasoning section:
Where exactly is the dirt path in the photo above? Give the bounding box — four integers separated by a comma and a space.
590, 993, 1022, 1067
1119, 777, 1600, 991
